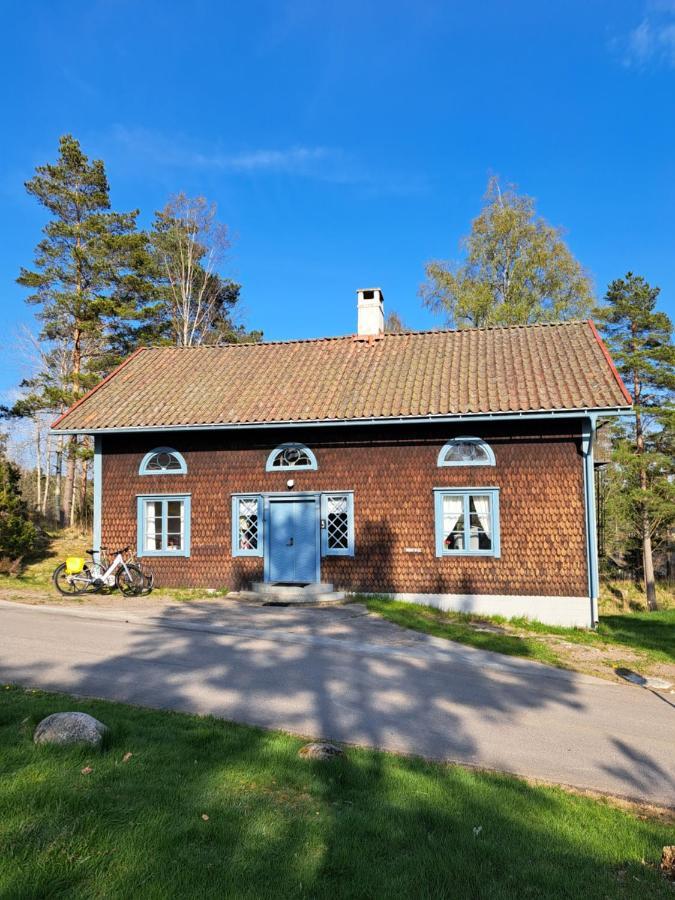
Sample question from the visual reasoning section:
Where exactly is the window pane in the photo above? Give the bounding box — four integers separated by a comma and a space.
271, 446, 313, 468
238, 498, 258, 550
166, 500, 184, 551
143, 498, 186, 552
145, 501, 163, 551
443, 441, 490, 464
442, 495, 464, 550
469, 495, 492, 550
146, 451, 182, 471
166, 500, 182, 518
326, 495, 350, 550
166, 532, 182, 551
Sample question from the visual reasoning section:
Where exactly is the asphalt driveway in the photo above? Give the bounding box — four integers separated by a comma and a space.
1, 598, 674, 806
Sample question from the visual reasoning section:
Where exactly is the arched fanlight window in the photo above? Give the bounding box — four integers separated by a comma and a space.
437, 437, 495, 468
265, 443, 318, 472
139, 447, 188, 475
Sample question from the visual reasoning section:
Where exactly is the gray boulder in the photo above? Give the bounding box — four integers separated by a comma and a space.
33, 712, 108, 748
299, 741, 344, 760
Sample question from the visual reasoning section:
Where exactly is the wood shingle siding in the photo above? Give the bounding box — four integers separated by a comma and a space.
100, 421, 588, 598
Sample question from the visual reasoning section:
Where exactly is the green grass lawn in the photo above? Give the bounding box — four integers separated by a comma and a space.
360, 597, 562, 665
0, 529, 228, 602
509, 610, 675, 663
360, 597, 675, 673
0, 685, 672, 899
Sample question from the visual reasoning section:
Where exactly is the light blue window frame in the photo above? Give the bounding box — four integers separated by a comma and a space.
434, 487, 500, 558
320, 492, 355, 557
139, 447, 188, 475
232, 495, 264, 558
137, 493, 191, 557
265, 443, 318, 472
437, 437, 495, 467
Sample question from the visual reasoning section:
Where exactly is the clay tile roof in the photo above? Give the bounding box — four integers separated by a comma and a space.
51, 320, 632, 432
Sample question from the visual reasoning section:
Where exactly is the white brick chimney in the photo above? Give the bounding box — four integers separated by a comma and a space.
357, 288, 384, 336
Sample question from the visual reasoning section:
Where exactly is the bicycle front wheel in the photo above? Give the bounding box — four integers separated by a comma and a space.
53, 563, 92, 596
116, 564, 145, 596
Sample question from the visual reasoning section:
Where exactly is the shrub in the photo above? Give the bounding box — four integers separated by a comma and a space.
0, 453, 38, 568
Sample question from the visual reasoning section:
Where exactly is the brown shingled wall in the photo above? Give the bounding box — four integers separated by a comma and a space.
100, 421, 588, 597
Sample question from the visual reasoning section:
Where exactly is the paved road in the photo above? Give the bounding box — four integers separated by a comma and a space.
1, 599, 674, 805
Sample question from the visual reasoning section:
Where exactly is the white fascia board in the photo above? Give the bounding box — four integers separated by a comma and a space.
50, 405, 633, 436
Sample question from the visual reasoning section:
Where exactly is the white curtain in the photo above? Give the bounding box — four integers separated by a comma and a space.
473, 495, 491, 538
145, 500, 157, 551
443, 495, 464, 546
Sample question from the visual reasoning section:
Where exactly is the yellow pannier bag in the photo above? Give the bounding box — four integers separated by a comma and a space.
65, 557, 85, 575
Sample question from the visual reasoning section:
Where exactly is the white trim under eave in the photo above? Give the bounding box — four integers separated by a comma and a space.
50, 405, 633, 435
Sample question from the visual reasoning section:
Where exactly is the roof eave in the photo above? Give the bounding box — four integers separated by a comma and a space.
50, 404, 633, 436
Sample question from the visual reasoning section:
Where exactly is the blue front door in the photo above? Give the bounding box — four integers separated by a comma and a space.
268, 498, 318, 583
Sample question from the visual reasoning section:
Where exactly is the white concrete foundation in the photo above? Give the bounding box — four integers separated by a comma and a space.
374, 592, 593, 628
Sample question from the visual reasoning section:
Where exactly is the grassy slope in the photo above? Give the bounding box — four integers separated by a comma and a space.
0, 685, 672, 899
360, 597, 675, 672
0, 529, 226, 601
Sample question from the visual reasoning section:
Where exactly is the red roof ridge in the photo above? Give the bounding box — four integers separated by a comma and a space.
50, 346, 148, 430
587, 320, 633, 405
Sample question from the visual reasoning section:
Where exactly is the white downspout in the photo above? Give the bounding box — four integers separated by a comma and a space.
93, 435, 102, 567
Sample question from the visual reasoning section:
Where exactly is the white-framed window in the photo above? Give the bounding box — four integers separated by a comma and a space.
232, 495, 263, 557
320, 493, 354, 557
437, 438, 495, 468
137, 494, 191, 557
266, 443, 318, 471
434, 488, 500, 557
139, 447, 187, 475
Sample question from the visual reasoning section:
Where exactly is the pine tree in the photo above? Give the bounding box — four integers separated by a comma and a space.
17, 134, 146, 523
597, 273, 675, 610
0, 437, 38, 568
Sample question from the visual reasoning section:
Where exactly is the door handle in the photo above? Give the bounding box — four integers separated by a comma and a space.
287, 537, 294, 546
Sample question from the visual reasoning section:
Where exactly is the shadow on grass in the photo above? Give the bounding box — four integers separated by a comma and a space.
599, 613, 675, 663
0, 685, 672, 899
361, 596, 562, 666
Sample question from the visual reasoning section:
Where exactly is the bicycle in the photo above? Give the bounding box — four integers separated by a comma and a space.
52, 546, 147, 596
127, 547, 155, 595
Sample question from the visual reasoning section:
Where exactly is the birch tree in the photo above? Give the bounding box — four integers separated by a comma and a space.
144, 194, 257, 346
421, 177, 594, 327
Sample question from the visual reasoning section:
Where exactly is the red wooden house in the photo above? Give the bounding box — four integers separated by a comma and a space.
52, 289, 631, 626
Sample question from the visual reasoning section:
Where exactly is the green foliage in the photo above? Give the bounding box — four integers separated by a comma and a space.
599, 273, 675, 410
597, 274, 675, 569
422, 177, 594, 327
139, 193, 260, 347
16, 134, 147, 410
0, 450, 38, 562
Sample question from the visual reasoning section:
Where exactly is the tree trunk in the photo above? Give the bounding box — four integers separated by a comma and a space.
42, 433, 52, 516
642, 511, 658, 611
63, 437, 77, 526
34, 419, 42, 512
54, 434, 64, 526
78, 451, 89, 529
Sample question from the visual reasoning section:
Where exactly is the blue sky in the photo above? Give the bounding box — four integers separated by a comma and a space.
1, 0, 674, 396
